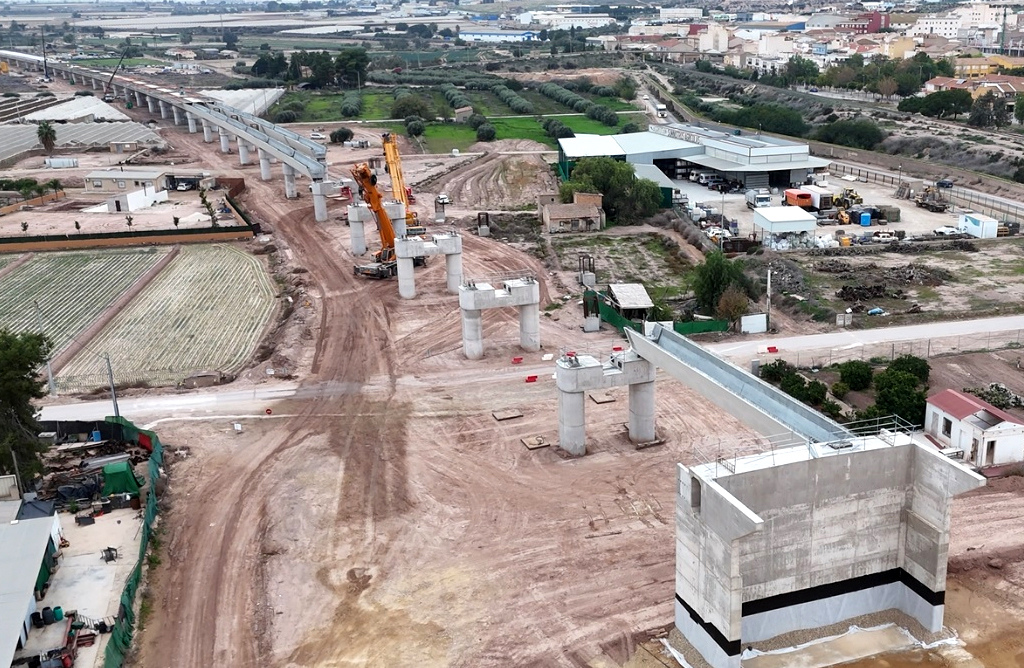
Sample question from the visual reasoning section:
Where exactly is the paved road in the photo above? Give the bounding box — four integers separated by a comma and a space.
708, 314, 1024, 361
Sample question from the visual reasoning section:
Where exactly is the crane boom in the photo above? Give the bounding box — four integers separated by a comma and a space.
350, 163, 397, 277
381, 132, 421, 232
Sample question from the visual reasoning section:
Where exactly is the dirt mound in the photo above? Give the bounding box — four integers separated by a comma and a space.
470, 138, 551, 153
835, 284, 908, 301
440, 152, 556, 209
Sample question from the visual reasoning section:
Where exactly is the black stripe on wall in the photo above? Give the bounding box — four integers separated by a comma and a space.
741, 567, 945, 617
675, 594, 742, 657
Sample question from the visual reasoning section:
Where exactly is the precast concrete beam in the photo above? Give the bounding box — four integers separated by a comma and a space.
283, 164, 297, 199
258, 148, 272, 180
461, 308, 483, 360
186, 111, 197, 133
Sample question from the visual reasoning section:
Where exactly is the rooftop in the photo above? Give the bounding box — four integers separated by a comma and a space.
609, 283, 654, 309
928, 388, 1024, 426
0, 517, 56, 667
558, 134, 625, 158
753, 206, 817, 224
545, 203, 601, 220
85, 168, 166, 180
632, 163, 676, 189
23, 96, 130, 123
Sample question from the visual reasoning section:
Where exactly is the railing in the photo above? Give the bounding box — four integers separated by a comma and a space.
462, 269, 537, 286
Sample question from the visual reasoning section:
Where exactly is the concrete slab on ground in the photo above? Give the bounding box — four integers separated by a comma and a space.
742, 625, 918, 668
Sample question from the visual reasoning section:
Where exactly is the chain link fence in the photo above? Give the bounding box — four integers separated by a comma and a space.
763, 329, 1024, 369
54, 367, 219, 394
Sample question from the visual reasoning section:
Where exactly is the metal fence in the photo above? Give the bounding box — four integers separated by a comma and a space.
763, 329, 1024, 369
54, 367, 211, 394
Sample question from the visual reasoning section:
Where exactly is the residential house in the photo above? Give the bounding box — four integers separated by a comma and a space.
955, 56, 1000, 78
85, 169, 167, 193
539, 191, 605, 233
925, 388, 1024, 467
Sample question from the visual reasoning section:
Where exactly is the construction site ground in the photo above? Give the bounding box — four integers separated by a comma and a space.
14, 95, 1024, 667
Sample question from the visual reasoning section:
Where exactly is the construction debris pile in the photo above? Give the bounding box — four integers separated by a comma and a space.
765, 232, 842, 251
35, 439, 148, 507
807, 239, 978, 256
835, 285, 909, 302
882, 264, 953, 286
963, 383, 1024, 410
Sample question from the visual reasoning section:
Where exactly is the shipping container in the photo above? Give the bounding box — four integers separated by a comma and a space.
958, 213, 999, 239
784, 189, 813, 209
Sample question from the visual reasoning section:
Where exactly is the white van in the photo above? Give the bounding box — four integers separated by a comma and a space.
690, 171, 713, 183
697, 173, 720, 185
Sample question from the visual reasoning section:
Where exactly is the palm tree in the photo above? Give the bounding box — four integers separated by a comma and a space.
125, 215, 134, 232
36, 121, 56, 154
33, 184, 46, 199
46, 179, 62, 197
19, 186, 34, 202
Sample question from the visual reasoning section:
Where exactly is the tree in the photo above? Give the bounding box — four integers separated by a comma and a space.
45, 179, 61, 196
558, 157, 662, 225
20, 222, 28, 234
886, 355, 930, 384
334, 47, 369, 87
873, 369, 927, 426
330, 127, 354, 143
814, 118, 884, 150
716, 284, 748, 323
172, 216, 179, 229
621, 122, 641, 133
475, 123, 496, 141
877, 77, 898, 99
391, 95, 431, 121
467, 113, 487, 129
223, 31, 238, 49
693, 250, 744, 314
1016, 94, 1024, 125
838, 360, 873, 391
36, 121, 56, 154
0, 330, 52, 486
74, 220, 80, 233
969, 91, 1008, 127
179, 30, 192, 44
695, 59, 713, 73
406, 120, 425, 137
125, 214, 133, 231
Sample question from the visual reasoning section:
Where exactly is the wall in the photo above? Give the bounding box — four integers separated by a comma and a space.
0, 190, 65, 216
0, 225, 254, 253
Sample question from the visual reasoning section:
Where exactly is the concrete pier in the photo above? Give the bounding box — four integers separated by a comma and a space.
159, 100, 169, 119
202, 120, 213, 143
445, 251, 462, 294
458, 276, 539, 358
554, 351, 657, 455
461, 309, 483, 360
134, 91, 143, 107
394, 233, 463, 299
219, 129, 230, 154
310, 181, 329, 222
147, 96, 156, 113
258, 148, 272, 180
397, 257, 416, 298
91, 78, 98, 90
283, 164, 297, 199
186, 111, 197, 133
172, 106, 182, 126
237, 139, 250, 165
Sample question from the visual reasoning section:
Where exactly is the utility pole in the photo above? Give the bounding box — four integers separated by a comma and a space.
767, 267, 772, 326
33, 301, 56, 397
10, 450, 22, 497
104, 353, 120, 418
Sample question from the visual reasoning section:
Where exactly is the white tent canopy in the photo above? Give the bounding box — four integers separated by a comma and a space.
753, 206, 816, 235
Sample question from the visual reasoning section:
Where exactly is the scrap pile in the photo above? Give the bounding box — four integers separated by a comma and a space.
36, 439, 148, 506
835, 285, 908, 302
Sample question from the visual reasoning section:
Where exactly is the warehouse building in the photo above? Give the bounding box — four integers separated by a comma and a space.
558, 123, 829, 190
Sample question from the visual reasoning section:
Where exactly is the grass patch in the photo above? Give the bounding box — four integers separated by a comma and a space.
561, 113, 645, 135
72, 57, 165, 68
583, 94, 636, 111
491, 117, 555, 146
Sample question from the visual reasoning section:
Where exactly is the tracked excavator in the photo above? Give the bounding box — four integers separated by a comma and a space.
350, 162, 425, 279
381, 132, 425, 235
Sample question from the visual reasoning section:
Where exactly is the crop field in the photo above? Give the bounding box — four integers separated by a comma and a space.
0, 254, 18, 271
58, 245, 277, 390
0, 248, 169, 354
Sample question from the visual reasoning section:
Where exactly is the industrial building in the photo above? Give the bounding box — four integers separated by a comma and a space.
674, 434, 984, 668
458, 29, 538, 43
557, 123, 829, 190
0, 515, 63, 667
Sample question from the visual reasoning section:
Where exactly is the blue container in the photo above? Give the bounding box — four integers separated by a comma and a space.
860, 212, 871, 227
91, 430, 101, 442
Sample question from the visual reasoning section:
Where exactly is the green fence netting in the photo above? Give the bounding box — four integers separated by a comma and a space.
102, 416, 164, 668
586, 290, 730, 336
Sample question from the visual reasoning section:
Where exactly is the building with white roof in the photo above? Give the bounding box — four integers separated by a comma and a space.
0, 517, 61, 668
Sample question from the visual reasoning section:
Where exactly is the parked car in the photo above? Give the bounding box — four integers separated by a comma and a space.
436, 193, 451, 205
704, 176, 725, 188
936, 178, 954, 188
176, 183, 191, 191
934, 225, 959, 236
309, 132, 327, 140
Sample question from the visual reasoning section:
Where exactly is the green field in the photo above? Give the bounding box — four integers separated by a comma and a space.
561, 113, 646, 135
585, 94, 637, 111
59, 244, 277, 391
517, 89, 577, 115
360, 91, 394, 120
0, 248, 169, 355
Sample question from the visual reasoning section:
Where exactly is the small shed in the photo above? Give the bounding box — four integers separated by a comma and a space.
454, 106, 474, 123
753, 206, 816, 236
608, 283, 654, 321
540, 192, 606, 233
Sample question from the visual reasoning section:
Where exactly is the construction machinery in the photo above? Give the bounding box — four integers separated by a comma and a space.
381, 132, 423, 235
837, 187, 863, 209
350, 162, 399, 279
101, 46, 131, 103
914, 186, 949, 213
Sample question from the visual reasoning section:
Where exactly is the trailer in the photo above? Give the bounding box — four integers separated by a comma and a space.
958, 213, 999, 239
783, 189, 813, 209
802, 185, 834, 211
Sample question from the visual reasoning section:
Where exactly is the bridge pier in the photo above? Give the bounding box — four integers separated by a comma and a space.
283, 164, 297, 199
172, 106, 183, 126
219, 129, 231, 153
147, 96, 156, 113
134, 91, 143, 107
186, 111, 197, 133
258, 148, 272, 181
159, 100, 169, 120
91, 78, 98, 90
202, 120, 213, 143
310, 181, 329, 222
237, 139, 250, 165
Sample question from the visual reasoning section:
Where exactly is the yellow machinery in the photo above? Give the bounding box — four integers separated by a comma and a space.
0, 62, 8, 74
381, 132, 423, 235
350, 162, 398, 279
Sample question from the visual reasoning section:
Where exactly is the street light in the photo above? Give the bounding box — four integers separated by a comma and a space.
897, 164, 903, 185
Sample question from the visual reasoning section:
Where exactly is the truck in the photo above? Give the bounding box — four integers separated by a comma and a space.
958, 213, 999, 239
803, 185, 835, 211
914, 187, 948, 213
655, 103, 667, 118
745, 189, 771, 209
783, 189, 814, 209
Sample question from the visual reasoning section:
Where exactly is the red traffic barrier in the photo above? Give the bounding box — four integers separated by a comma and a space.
566, 351, 576, 357
511, 356, 523, 364
767, 346, 779, 354
612, 346, 623, 352
525, 375, 538, 383
265, 408, 273, 415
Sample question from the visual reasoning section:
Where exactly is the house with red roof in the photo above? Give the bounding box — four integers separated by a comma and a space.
925, 388, 1024, 467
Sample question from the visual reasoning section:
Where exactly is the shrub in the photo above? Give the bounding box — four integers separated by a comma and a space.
406, 120, 425, 137
330, 127, 354, 143
780, 372, 807, 400
476, 123, 496, 141
838, 360, 873, 391
830, 381, 849, 400
820, 399, 843, 420
585, 104, 619, 126
805, 380, 827, 406
74, 90, 94, 96
273, 110, 298, 123
759, 359, 794, 383
538, 82, 593, 112
886, 355, 930, 384
1, 92, 18, 98
491, 84, 534, 114
591, 85, 616, 97
441, 83, 472, 110
467, 113, 487, 129
340, 91, 362, 117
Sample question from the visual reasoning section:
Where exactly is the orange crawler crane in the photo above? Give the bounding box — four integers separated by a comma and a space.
351, 162, 399, 279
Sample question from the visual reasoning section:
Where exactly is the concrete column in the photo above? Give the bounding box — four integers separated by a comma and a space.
397, 257, 416, 299
558, 390, 587, 456
628, 381, 656, 444
186, 111, 197, 133
282, 164, 297, 199
461, 309, 483, 360
172, 106, 183, 126
69, 73, 75, 84
257, 148, 272, 181
237, 139, 250, 164
147, 95, 156, 113
202, 120, 213, 143
350, 218, 366, 255
159, 100, 169, 119
218, 129, 231, 154
91, 78, 98, 90
310, 181, 328, 222
519, 302, 540, 352
445, 251, 462, 294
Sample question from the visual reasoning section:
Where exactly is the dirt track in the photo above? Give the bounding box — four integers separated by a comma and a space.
133, 124, 764, 667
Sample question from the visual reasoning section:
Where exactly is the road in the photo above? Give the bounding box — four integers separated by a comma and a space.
708, 313, 1024, 360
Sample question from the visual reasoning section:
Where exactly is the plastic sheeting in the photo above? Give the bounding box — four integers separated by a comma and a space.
765, 232, 841, 251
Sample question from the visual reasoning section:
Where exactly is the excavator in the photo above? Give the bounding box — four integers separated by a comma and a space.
381, 132, 425, 235
350, 161, 426, 279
